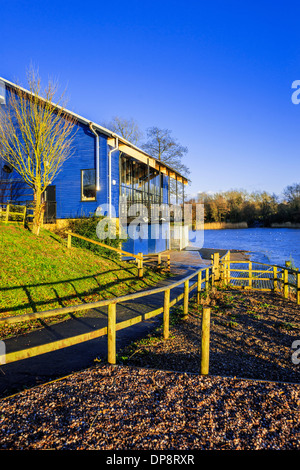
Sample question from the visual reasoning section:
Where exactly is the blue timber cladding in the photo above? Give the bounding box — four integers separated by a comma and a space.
52, 123, 117, 219
0, 87, 33, 204
1, 84, 119, 218
0, 160, 33, 204
53, 121, 96, 218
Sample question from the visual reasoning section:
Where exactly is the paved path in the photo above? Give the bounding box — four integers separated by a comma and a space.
0, 250, 210, 398
163, 249, 211, 267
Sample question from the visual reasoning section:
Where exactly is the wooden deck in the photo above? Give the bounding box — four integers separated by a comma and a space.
228, 262, 274, 290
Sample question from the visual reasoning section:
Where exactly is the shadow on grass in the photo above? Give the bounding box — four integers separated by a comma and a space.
0, 263, 163, 317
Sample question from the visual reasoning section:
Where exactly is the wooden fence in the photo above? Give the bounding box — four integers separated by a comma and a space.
219, 257, 300, 304
0, 204, 27, 226
1, 247, 299, 375
66, 231, 171, 278
0, 262, 213, 374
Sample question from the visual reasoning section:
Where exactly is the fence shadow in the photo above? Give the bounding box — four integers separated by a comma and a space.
0, 265, 162, 317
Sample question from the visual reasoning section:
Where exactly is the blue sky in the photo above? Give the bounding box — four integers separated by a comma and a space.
2, 0, 300, 199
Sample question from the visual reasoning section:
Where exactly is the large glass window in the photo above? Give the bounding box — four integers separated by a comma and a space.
120, 156, 162, 205
81, 169, 96, 201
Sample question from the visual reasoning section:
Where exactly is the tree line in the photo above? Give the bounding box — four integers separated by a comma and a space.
186, 185, 300, 226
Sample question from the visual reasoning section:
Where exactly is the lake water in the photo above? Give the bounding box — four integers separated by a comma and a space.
189, 228, 300, 269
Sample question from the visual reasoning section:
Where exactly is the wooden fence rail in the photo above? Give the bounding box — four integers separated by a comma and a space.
0, 204, 27, 226
0, 262, 214, 374
1, 248, 299, 375
66, 231, 171, 278
220, 258, 300, 304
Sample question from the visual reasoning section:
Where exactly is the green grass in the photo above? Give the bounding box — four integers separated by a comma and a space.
0, 224, 167, 337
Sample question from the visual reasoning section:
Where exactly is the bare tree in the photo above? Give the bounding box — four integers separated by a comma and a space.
102, 116, 143, 145
141, 126, 190, 178
0, 69, 77, 235
141, 126, 190, 200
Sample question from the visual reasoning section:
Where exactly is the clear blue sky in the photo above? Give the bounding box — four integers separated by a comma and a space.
2, 0, 300, 199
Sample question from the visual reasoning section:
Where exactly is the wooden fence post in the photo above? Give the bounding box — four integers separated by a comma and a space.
5, 205, 9, 223
248, 261, 252, 289
167, 254, 170, 272
197, 271, 202, 305
183, 280, 189, 319
223, 258, 229, 286
67, 233, 72, 249
163, 288, 170, 339
205, 268, 210, 291
223, 260, 227, 286
220, 260, 224, 284
273, 266, 278, 292
297, 272, 300, 305
211, 254, 215, 287
284, 269, 289, 298
214, 252, 220, 282
107, 303, 117, 364
138, 252, 144, 278
201, 307, 211, 375
157, 253, 161, 269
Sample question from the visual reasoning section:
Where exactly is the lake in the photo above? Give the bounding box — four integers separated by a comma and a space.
189, 228, 300, 269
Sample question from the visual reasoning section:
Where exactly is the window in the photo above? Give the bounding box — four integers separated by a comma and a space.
81, 169, 96, 201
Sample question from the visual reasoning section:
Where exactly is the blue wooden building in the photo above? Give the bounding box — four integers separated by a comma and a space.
0, 77, 188, 254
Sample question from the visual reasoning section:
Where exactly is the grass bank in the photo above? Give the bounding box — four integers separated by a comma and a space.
0, 224, 167, 338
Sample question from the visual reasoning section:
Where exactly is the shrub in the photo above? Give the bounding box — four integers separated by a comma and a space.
67, 216, 127, 258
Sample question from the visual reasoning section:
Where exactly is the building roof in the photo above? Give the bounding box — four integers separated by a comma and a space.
0, 77, 188, 184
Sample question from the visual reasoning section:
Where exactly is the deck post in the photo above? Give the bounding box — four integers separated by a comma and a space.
201, 307, 211, 375
227, 258, 231, 285
107, 303, 117, 364
163, 288, 170, 339
284, 269, 289, 298
183, 280, 189, 319
273, 266, 278, 292
225, 261, 229, 285
248, 261, 252, 289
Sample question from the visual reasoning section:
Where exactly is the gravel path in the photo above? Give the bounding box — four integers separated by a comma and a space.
0, 288, 299, 450
123, 289, 300, 383
0, 365, 299, 450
